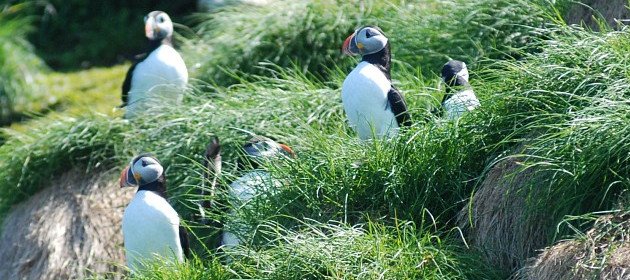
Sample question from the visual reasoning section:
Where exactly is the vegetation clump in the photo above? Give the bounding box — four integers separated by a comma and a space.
515, 210, 630, 280
0, 2, 46, 125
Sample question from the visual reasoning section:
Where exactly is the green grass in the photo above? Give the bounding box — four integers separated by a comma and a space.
471, 24, 630, 242
121, 257, 229, 280
186, 0, 570, 86
0, 0, 629, 279
0, 65, 499, 277
36, 65, 127, 115
0, 3, 126, 129
117, 220, 498, 279
223, 220, 498, 279
0, 2, 46, 125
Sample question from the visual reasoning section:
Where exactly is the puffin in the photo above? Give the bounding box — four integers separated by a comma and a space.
120, 154, 190, 273
220, 136, 295, 249
440, 60, 480, 120
341, 26, 411, 140
120, 11, 188, 119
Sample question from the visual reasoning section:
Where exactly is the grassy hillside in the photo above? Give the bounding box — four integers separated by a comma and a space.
1, 0, 629, 279
185, 0, 565, 85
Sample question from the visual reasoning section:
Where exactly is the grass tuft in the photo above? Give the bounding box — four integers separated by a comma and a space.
224, 220, 500, 279
0, 2, 47, 125
0, 114, 126, 219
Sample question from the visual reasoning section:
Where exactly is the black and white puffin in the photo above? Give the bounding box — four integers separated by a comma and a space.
120, 11, 188, 119
341, 26, 411, 140
220, 136, 295, 248
440, 60, 480, 120
120, 154, 190, 273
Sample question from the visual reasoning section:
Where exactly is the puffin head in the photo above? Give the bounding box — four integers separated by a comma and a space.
239, 135, 295, 170
119, 154, 165, 189
441, 60, 470, 87
342, 26, 388, 56
144, 11, 173, 41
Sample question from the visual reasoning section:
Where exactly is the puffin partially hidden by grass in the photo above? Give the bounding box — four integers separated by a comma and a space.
440, 60, 480, 120
120, 11, 188, 119
120, 154, 190, 273
341, 26, 411, 140
221, 136, 295, 249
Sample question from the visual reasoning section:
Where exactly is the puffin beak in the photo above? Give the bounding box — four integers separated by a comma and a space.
342, 33, 359, 56
279, 144, 296, 158
119, 166, 130, 188
145, 17, 157, 40
119, 166, 138, 188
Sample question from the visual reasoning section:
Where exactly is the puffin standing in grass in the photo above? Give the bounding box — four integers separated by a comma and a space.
120, 11, 188, 119
120, 154, 190, 273
341, 26, 411, 140
440, 60, 480, 120
220, 135, 295, 248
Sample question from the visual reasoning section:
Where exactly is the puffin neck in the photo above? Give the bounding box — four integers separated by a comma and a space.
238, 157, 262, 171
137, 180, 168, 199
445, 77, 471, 93
147, 36, 173, 53
361, 42, 391, 80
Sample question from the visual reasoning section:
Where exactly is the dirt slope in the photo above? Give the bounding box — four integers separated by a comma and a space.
0, 168, 134, 280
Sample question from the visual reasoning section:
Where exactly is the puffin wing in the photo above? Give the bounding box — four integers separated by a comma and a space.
386, 86, 411, 127
430, 94, 452, 118
179, 225, 191, 259
121, 53, 149, 107
121, 62, 139, 108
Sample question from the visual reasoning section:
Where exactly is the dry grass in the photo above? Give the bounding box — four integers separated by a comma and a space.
458, 153, 554, 274
514, 211, 630, 279
512, 242, 580, 280
0, 168, 133, 280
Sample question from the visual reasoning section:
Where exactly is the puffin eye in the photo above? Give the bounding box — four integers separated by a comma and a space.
158, 16, 165, 23
365, 29, 376, 38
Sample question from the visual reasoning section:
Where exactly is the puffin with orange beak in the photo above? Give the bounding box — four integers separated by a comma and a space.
341, 26, 411, 140
120, 11, 188, 119
120, 154, 190, 273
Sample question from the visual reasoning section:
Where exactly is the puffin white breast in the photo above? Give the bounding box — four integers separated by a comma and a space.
125, 45, 188, 118
221, 171, 275, 248
342, 61, 397, 140
443, 89, 480, 120
122, 190, 183, 273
